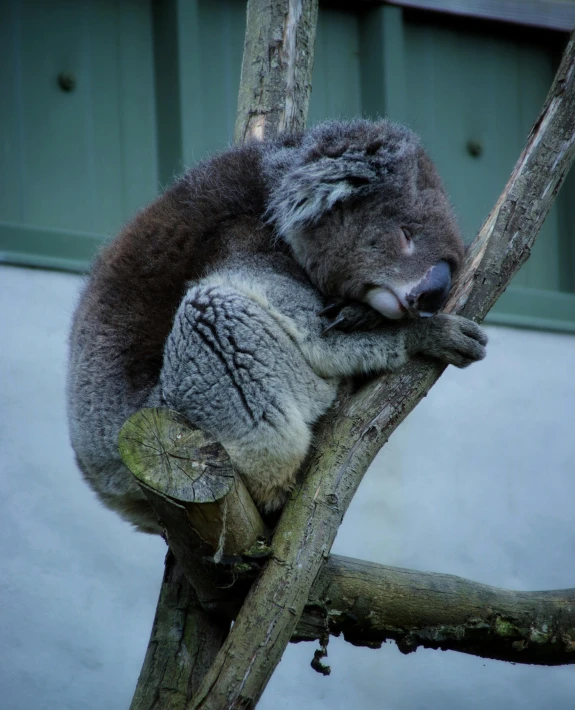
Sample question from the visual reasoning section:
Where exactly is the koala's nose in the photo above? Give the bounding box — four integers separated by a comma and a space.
408, 260, 452, 315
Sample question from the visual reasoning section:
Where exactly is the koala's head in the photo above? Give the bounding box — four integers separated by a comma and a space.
264, 119, 464, 319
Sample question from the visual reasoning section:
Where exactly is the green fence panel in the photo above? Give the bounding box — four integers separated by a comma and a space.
1, 1, 573, 331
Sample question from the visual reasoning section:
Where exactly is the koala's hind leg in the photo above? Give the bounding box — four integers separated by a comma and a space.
160, 284, 336, 511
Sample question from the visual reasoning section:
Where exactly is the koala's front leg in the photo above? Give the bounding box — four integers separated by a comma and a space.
410, 314, 488, 368
159, 284, 337, 512
302, 313, 487, 378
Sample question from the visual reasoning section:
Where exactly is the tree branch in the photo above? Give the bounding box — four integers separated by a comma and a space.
190, 31, 575, 709
128, 4, 319, 706
234, 0, 319, 142
130, 552, 229, 710
130, 549, 575, 710
298, 555, 575, 666
119, 408, 266, 619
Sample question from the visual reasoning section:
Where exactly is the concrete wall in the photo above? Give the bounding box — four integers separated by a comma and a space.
1, 263, 574, 709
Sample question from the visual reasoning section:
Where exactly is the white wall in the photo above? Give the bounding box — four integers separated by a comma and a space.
1, 263, 574, 710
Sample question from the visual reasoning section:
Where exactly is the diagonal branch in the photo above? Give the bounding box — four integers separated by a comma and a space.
190, 31, 575, 710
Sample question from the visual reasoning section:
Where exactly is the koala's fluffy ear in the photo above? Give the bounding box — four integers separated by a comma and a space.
265, 119, 419, 241
266, 155, 378, 239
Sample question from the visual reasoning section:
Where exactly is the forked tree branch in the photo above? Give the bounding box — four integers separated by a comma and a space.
130, 549, 575, 710
189, 31, 575, 710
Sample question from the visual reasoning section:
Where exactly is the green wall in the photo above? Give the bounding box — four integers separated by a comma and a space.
1, 0, 573, 331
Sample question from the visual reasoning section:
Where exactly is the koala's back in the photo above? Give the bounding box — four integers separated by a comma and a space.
67, 141, 296, 530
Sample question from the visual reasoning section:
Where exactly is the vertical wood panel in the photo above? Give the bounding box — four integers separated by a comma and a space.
360, 5, 408, 122
18, 0, 99, 231
152, 0, 184, 187
173, 0, 246, 166
0, 0, 156, 239
117, 0, 158, 216
0, 0, 25, 225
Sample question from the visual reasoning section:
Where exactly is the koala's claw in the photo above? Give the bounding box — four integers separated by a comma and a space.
318, 300, 346, 319
418, 314, 488, 368
321, 313, 346, 335
320, 299, 386, 335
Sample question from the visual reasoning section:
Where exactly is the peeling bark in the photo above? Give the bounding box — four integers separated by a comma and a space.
234, 0, 318, 142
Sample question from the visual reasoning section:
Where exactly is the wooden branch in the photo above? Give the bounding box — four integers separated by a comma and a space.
297, 555, 575, 666
190, 32, 575, 709
127, 4, 319, 707
121, 408, 575, 666
130, 550, 575, 708
130, 551, 229, 710
234, 0, 319, 143
119, 408, 267, 618
119, 408, 265, 557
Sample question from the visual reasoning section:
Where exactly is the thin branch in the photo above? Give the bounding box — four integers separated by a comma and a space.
190, 31, 575, 710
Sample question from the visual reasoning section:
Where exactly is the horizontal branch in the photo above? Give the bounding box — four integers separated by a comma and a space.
131, 548, 575, 706
297, 555, 575, 665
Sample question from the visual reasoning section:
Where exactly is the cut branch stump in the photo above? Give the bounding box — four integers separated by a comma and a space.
119, 408, 268, 619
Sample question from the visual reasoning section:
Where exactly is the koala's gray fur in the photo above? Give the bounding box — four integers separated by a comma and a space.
68, 119, 487, 534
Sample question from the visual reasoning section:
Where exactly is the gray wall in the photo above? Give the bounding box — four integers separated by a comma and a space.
1, 263, 574, 709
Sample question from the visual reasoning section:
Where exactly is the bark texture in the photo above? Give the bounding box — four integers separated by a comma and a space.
119, 408, 268, 619
189, 31, 575, 710
234, 0, 319, 142
299, 555, 575, 666
130, 552, 229, 710
131, 550, 575, 710
119, 408, 265, 558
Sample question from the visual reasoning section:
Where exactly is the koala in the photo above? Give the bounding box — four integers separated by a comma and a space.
67, 119, 487, 534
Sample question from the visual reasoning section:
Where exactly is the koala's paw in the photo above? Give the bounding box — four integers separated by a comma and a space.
319, 299, 386, 335
417, 314, 488, 368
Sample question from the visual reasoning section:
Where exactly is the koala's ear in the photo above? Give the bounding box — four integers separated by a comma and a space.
266, 155, 377, 240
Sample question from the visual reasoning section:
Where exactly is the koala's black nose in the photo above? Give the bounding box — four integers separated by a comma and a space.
408, 260, 452, 314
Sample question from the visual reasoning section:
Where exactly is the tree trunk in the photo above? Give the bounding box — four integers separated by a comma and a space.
130, 552, 229, 710
234, 0, 318, 142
